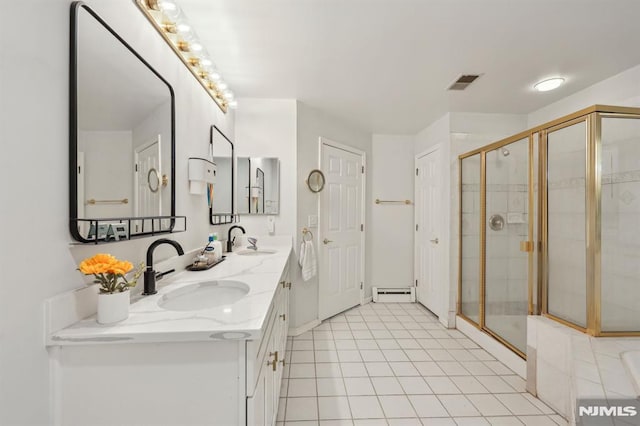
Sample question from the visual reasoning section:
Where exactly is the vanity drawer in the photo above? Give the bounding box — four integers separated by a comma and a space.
246, 284, 284, 396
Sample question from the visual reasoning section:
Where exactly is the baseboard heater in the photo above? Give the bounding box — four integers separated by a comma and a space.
372, 287, 416, 303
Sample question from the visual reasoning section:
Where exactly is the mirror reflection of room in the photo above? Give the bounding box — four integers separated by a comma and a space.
75, 6, 172, 239
236, 157, 280, 214
209, 126, 233, 216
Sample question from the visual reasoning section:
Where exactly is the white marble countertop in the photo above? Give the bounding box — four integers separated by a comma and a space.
49, 238, 292, 346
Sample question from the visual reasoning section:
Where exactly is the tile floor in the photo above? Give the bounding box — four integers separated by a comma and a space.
277, 302, 566, 426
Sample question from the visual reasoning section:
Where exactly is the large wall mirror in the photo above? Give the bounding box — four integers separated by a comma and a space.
70, 2, 181, 242
237, 157, 280, 214
210, 125, 236, 225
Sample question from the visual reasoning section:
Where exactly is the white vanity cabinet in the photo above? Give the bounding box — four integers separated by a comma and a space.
246, 275, 290, 425
51, 248, 292, 426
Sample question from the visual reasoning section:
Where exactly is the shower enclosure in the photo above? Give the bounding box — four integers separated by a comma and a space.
458, 105, 640, 358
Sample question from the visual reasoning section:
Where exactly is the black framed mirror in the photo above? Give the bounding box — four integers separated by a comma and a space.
236, 157, 280, 214
70, 2, 183, 243
209, 125, 236, 225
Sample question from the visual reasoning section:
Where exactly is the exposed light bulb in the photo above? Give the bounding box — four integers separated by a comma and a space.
176, 23, 191, 33
218, 82, 228, 90
190, 42, 203, 52
534, 77, 565, 92
228, 100, 238, 109
159, 0, 177, 11
200, 58, 213, 67
210, 71, 222, 82
159, 1, 181, 20
223, 90, 234, 100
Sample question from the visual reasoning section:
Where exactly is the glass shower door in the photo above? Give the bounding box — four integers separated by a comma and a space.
460, 154, 482, 324
484, 137, 531, 355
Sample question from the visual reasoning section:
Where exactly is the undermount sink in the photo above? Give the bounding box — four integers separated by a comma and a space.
158, 280, 250, 311
235, 248, 277, 256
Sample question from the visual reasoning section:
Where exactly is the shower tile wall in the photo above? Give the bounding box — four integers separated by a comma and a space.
485, 143, 529, 314
600, 117, 640, 332
485, 184, 528, 314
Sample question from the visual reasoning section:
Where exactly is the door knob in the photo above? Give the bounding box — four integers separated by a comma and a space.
430, 238, 439, 244
323, 238, 333, 245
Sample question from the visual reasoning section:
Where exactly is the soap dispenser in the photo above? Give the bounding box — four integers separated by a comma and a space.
204, 233, 216, 262
212, 233, 223, 261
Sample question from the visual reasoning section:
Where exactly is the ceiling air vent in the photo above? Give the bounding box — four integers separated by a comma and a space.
448, 74, 481, 91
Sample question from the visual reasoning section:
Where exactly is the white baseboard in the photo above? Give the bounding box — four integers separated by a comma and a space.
362, 297, 373, 305
456, 315, 526, 379
288, 319, 321, 337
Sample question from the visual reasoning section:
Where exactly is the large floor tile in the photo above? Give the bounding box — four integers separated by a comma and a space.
379, 395, 417, 418
348, 396, 385, 419
318, 396, 352, 420
286, 397, 319, 421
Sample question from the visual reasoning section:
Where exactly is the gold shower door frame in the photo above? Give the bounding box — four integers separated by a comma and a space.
459, 133, 536, 359
458, 105, 640, 359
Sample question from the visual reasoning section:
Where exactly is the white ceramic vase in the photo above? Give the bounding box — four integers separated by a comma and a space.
97, 290, 130, 324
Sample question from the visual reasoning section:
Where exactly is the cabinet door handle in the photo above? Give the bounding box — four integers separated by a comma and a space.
287, 282, 292, 289
269, 351, 278, 362
279, 359, 286, 367
323, 238, 333, 245
267, 359, 277, 372
280, 281, 286, 288
280, 314, 286, 321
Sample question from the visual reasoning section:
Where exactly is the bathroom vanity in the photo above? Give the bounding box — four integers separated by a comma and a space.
48, 240, 292, 426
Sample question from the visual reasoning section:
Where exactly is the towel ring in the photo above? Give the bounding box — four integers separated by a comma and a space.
302, 228, 314, 241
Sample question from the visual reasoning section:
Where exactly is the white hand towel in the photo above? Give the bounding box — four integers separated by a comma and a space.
299, 240, 317, 281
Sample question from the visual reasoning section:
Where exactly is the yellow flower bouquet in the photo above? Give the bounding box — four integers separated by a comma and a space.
78, 253, 144, 294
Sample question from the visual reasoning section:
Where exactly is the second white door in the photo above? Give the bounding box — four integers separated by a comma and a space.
319, 141, 364, 321
415, 148, 443, 318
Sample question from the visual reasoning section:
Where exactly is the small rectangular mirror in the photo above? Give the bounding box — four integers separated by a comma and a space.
210, 126, 235, 224
236, 157, 280, 214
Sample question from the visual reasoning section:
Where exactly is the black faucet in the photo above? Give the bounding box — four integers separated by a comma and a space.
143, 239, 184, 295
227, 225, 246, 252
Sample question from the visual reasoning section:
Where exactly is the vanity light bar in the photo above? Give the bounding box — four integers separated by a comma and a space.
135, 0, 236, 112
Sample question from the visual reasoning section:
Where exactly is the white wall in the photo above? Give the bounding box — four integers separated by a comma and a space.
370, 135, 415, 289
293, 101, 372, 329
233, 98, 297, 237
415, 114, 450, 155
528, 63, 640, 127
0, 1, 233, 423
78, 130, 134, 217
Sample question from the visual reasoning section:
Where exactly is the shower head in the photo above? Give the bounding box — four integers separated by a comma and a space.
500, 147, 510, 157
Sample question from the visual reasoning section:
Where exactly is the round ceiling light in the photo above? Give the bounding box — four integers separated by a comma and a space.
534, 77, 565, 92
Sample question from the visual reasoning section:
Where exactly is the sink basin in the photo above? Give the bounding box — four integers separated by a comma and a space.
158, 280, 250, 311
235, 249, 277, 256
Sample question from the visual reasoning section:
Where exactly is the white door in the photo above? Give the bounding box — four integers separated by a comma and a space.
415, 148, 443, 318
319, 141, 364, 321
134, 136, 161, 233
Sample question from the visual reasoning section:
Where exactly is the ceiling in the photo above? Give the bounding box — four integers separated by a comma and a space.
179, 0, 640, 134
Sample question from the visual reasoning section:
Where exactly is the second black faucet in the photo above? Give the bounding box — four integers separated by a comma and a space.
227, 225, 246, 252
